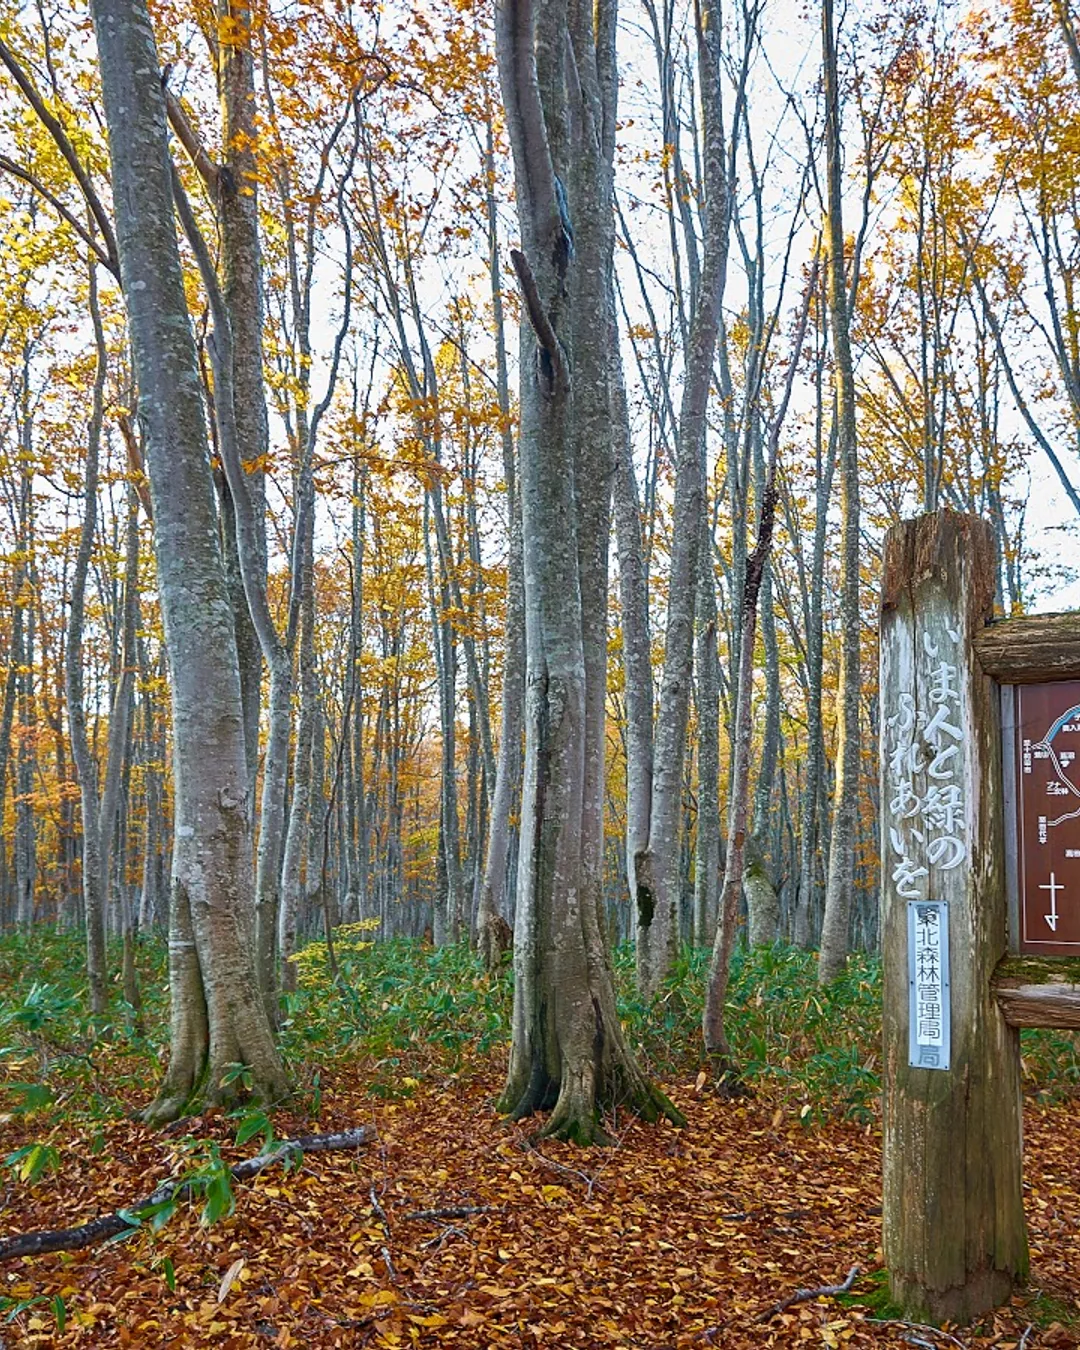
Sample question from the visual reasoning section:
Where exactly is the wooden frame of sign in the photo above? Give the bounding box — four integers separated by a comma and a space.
976, 617, 1080, 1026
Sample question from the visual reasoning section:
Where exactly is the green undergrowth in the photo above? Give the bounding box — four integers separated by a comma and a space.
0, 928, 1077, 1138
835, 1268, 904, 1321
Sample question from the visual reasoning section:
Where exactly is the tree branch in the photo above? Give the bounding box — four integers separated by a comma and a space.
758, 1264, 859, 1322
0, 156, 116, 275
0, 1128, 370, 1262
162, 78, 222, 196
510, 247, 563, 388
0, 37, 119, 271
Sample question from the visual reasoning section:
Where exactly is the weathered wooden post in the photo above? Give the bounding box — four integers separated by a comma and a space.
880, 510, 1028, 1323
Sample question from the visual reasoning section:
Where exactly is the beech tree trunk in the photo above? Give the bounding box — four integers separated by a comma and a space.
633, 0, 731, 999
818, 0, 863, 985
66, 261, 108, 1015
495, 0, 679, 1142
476, 103, 525, 968
90, 0, 287, 1119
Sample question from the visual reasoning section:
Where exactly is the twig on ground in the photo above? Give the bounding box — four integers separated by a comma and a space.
405, 1205, 499, 1222
0, 1127, 370, 1262
521, 1141, 602, 1198
758, 1264, 860, 1321
369, 1182, 391, 1233
866, 1319, 967, 1348
1018, 1326, 1034, 1350
420, 1224, 472, 1250
369, 1182, 398, 1281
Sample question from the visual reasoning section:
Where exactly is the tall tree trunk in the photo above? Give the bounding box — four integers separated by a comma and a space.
477, 107, 524, 966
818, 0, 863, 985
90, 0, 287, 1119
792, 356, 836, 948
634, 0, 731, 998
495, 0, 679, 1142
14, 446, 36, 934
217, 0, 268, 799
66, 261, 109, 1014
693, 505, 721, 948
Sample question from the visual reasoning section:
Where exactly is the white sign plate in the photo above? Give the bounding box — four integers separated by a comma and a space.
908, 900, 951, 1071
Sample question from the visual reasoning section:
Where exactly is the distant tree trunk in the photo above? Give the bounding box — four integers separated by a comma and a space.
279, 499, 316, 987
745, 441, 781, 948
818, 0, 862, 986
91, 0, 287, 1119
495, 0, 680, 1142
703, 270, 813, 1070
633, 0, 731, 998
66, 262, 108, 1014
693, 510, 721, 949
14, 435, 36, 934
477, 106, 525, 967
792, 345, 836, 948
100, 487, 140, 1011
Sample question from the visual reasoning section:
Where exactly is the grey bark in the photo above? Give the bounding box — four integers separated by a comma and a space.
634, 0, 732, 998
90, 0, 287, 1118
66, 261, 108, 1014
495, 0, 679, 1141
477, 108, 525, 966
818, 0, 863, 985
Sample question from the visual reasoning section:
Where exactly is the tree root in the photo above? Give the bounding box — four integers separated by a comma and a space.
707, 1055, 754, 1100
0, 1127, 370, 1262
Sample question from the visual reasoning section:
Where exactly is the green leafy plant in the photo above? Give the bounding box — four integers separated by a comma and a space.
3, 1142, 60, 1184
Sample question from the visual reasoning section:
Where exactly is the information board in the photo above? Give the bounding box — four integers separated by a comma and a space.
1014, 680, 1080, 955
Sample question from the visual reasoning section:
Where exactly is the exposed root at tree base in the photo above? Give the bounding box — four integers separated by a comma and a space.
143, 1063, 291, 1125
707, 1054, 754, 1100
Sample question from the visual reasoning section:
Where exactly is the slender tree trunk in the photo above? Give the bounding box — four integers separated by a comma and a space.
477, 110, 524, 966
90, 0, 287, 1119
634, 0, 730, 998
818, 0, 863, 986
693, 509, 721, 948
14, 417, 36, 935
66, 262, 109, 1014
703, 272, 813, 1069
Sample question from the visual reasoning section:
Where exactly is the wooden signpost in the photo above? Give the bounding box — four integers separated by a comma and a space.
880, 511, 1080, 1324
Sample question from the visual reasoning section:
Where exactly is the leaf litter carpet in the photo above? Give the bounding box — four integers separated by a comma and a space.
2, 1062, 1077, 1348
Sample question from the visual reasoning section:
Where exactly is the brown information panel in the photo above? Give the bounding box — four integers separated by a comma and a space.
1016, 680, 1080, 955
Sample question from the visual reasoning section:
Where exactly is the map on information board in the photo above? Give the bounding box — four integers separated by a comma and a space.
1016, 680, 1080, 954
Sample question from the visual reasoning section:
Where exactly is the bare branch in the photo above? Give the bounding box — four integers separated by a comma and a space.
0, 37, 119, 271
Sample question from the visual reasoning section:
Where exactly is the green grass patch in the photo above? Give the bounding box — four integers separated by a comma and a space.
0, 928, 1077, 1133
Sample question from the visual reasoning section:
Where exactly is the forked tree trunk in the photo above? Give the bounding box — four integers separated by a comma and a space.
495, 0, 680, 1143
90, 0, 287, 1120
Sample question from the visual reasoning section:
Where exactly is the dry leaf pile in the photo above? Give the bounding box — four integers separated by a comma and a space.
1, 1061, 1077, 1348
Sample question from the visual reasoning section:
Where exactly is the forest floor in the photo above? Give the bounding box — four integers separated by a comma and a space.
0, 934, 1077, 1348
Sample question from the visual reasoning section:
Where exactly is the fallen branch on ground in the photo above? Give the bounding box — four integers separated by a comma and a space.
0, 1127, 370, 1262
758, 1264, 860, 1321
866, 1319, 967, 1348
405, 1205, 499, 1222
